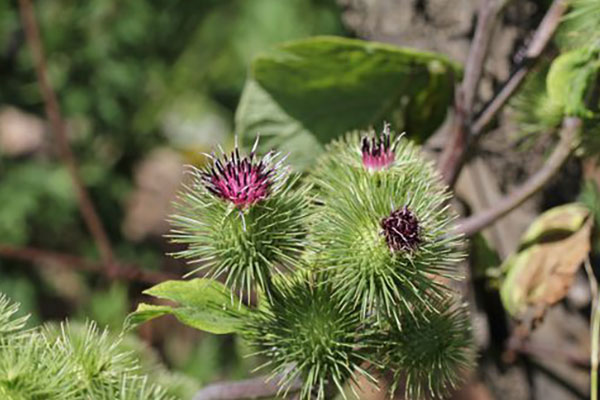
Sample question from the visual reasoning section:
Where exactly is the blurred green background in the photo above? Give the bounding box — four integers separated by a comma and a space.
0, 0, 347, 393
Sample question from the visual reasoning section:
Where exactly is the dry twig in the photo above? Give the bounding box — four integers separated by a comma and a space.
0, 244, 176, 285
192, 374, 302, 400
472, 0, 568, 136
17, 0, 115, 271
439, 0, 509, 186
440, 0, 567, 186
455, 117, 581, 237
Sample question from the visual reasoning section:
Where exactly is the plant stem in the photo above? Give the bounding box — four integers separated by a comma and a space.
0, 244, 176, 285
17, 0, 116, 272
585, 258, 599, 400
192, 373, 302, 400
455, 117, 581, 237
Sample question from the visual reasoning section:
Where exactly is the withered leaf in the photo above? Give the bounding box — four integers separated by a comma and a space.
500, 204, 593, 321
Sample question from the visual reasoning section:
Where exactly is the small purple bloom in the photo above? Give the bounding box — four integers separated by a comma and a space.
381, 206, 421, 252
200, 139, 285, 208
361, 123, 396, 171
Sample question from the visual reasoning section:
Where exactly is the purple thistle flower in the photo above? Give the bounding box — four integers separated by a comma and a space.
381, 206, 421, 252
200, 139, 286, 208
361, 123, 396, 171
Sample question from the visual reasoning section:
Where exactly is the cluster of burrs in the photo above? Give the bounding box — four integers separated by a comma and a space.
165, 126, 473, 400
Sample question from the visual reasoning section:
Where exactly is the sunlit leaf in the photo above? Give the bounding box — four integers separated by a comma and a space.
126, 279, 251, 334
236, 36, 459, 168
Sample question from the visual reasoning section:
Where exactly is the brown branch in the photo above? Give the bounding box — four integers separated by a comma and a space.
192, 374, 302, 400
440, 0, 566, 186
17, 0, 115, 270
471, 0, 568, 136
439, 0, 509, 187
455, 117, 581, 237
0, 244, 176, 285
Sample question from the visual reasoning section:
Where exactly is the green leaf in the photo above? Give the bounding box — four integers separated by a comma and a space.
546, 48, 599, 118
236, 36, 459, 168
126, 279, 251, 334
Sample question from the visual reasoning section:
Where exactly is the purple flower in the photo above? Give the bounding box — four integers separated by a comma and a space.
361, 123, 396, 171
200, 140, 285, 208
381, 206, 421, 252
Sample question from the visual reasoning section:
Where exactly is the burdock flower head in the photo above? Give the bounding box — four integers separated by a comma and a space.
310, 124, 464, 323
361, 123, 397, 171
169, 138, 310, 298
201, 139, 286, 208
243, 275, 375, 400
381, 298, 476, 399
381, 205, 421, 252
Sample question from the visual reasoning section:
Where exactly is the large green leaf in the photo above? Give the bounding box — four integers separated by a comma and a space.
236, 36, 460, 168
126, 279, 250, 334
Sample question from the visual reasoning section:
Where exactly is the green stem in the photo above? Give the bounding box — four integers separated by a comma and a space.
585, 259, 599, 400
592, 295, 600, 400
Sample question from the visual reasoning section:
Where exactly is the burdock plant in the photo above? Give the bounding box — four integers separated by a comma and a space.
168, 138, 310, 298
131, 125, 474, 400
310, 124, 464, 324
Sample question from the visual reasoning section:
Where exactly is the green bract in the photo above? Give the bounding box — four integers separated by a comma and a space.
381, 298, 475, 399
310, 129, 464, 323
243, 274, 375, 400
169, 147, 310, 298
0, 294, 179, 400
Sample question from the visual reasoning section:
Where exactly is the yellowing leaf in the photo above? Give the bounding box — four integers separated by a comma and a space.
520, 203, 589, 246
500, 204, 593, 321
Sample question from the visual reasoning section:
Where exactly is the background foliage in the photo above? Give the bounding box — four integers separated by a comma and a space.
0, 0, 345, 390
2, 0, 600, 399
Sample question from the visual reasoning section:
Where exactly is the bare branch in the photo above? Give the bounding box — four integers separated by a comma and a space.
472, 0, 568, 136
440, 0, 567, 186
455, 117, 581, 237
439, 0, 509, 186
0, 244, 176, 285
17, 0, 115, 270
192, 374, 302, 400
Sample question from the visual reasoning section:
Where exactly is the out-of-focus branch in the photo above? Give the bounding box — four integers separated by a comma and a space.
440, 0, 566, 186
455, 117, 581, 237
508, 339, 591, 369
472, 0, 568, 136
439, 0, 509, 187
17, 0, 115, 271
192, 374, 302, 400
0, 244, 177, 285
